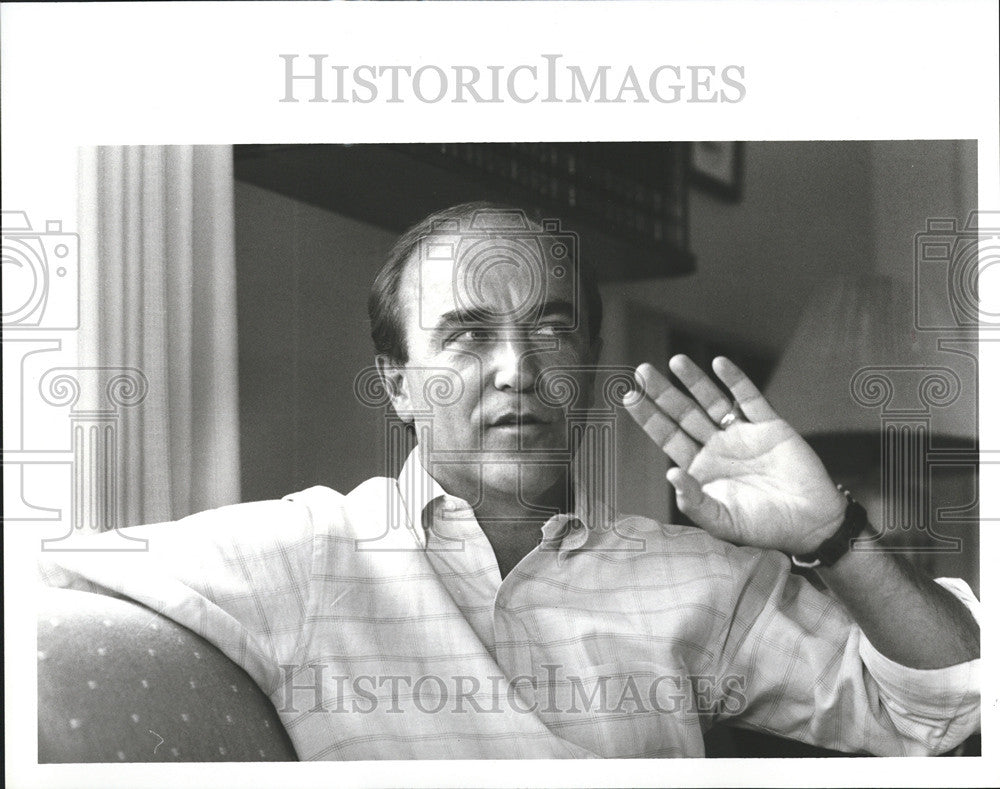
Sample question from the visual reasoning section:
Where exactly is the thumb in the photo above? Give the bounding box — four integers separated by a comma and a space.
666, 468, 728, 534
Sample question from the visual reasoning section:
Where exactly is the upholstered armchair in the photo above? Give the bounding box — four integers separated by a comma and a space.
37, 588, 296, 763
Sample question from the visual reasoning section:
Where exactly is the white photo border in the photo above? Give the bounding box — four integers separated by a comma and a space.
3, 1, 998, 788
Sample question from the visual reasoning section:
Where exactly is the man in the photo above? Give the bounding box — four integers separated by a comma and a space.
40, 202, 980, 759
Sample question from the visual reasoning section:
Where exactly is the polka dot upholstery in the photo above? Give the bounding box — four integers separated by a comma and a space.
38, 588, 297, 763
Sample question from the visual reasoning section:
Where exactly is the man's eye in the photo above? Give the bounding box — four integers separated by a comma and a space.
531, 324, 563, 337
444, 328, 494, 346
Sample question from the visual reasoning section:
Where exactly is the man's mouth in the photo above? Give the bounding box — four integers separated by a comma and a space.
489, 413, 549, 428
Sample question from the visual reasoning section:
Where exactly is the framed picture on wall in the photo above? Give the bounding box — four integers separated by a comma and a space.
689, 141, 744, 201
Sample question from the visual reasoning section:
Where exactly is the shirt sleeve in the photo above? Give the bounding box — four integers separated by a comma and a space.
37, 497, 317, 695
712, 547, 980, 756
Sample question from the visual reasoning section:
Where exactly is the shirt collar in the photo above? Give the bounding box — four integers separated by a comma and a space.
397, 448, 448, 549
395, 448, 607, 558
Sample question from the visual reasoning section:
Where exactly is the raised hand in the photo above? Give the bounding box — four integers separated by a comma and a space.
623, 355, 846, 555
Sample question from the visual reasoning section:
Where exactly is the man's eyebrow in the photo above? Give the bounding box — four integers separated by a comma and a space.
435, 300, 576, 330
435, 308, 493, 329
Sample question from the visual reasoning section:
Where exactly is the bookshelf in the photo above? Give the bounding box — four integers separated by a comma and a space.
234, 142, 695, 281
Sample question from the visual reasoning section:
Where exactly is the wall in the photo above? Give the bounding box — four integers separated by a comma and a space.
602, 141, 876, 357
601, 139, 975, 358
870, 140, 976, 278
235, 181, 397, 502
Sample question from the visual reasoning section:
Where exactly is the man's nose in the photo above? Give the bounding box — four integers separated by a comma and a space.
490, 334, 540, 392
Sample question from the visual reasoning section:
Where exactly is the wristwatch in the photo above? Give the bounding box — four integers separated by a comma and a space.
791, 487, 869, 569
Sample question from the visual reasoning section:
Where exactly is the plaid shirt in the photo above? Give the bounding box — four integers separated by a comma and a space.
39, 450, 980, 759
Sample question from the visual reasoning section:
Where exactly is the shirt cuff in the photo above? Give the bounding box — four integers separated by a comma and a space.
858, 577, 980, 751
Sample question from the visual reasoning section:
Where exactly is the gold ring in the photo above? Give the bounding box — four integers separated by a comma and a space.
719, 410, 742, 430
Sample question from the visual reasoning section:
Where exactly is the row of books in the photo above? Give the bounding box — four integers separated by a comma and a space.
416, 142, 688, 249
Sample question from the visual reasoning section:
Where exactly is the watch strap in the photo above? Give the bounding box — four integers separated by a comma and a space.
791, 487, 869, 569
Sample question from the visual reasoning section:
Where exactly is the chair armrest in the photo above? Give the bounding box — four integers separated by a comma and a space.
38, 587, 297, 762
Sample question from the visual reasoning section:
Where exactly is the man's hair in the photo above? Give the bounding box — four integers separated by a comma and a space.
368, 201, 604, 363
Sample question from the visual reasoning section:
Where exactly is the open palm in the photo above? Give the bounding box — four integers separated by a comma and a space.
624, 356, 845, 554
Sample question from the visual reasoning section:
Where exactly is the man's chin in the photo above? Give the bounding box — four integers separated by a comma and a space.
478, 461, 570, 499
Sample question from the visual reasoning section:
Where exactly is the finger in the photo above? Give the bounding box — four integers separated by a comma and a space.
666, 467, 728, 530
635, 363, 717, 444
712, 357, 779, 423
667, 354, 732, 424
624, 393, 700, 469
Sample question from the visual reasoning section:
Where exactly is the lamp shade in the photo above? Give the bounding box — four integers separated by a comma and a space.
764, 274, 977, 444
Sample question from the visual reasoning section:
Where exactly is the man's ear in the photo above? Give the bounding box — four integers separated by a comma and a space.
375, 355, 413, 423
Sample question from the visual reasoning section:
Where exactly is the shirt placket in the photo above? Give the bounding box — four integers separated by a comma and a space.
424, 497, 503, 655
492, 569, 535, 707
492, 516, 584, 712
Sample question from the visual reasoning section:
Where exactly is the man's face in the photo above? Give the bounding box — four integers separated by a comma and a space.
387, 229, 598, 500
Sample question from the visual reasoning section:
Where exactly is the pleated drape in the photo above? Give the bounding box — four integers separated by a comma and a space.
78, 146, 241, 527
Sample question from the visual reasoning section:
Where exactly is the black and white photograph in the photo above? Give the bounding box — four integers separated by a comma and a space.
3, 3, 997, 789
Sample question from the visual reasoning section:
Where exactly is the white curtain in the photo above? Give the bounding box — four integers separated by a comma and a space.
78, 146, 241, 527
